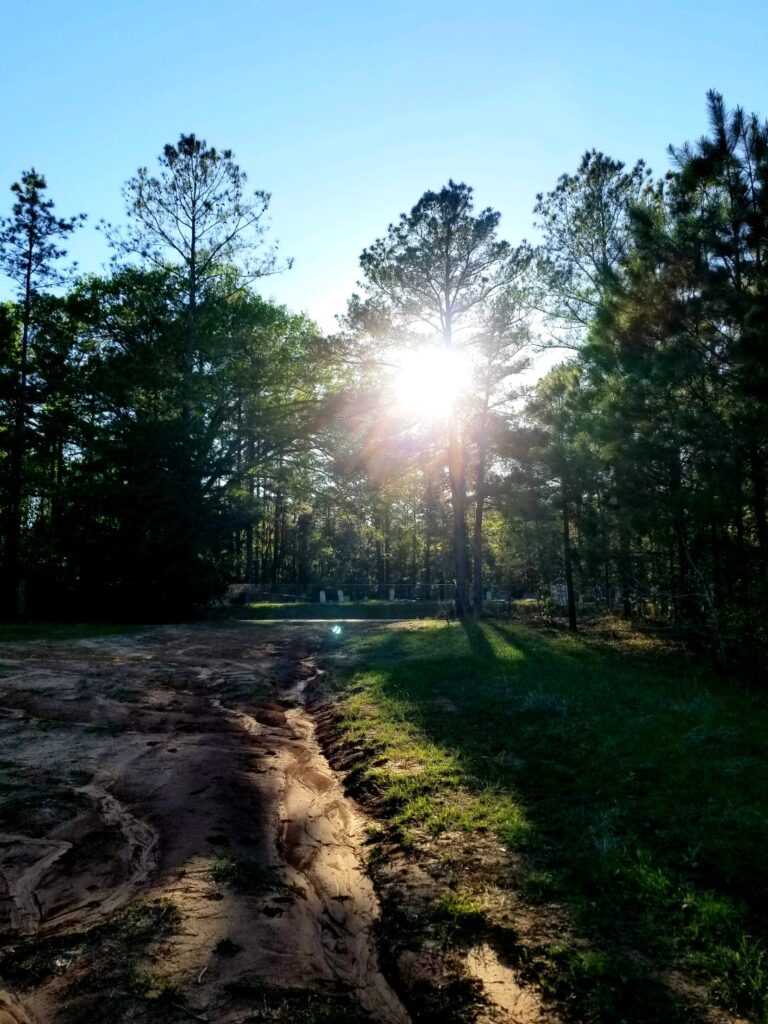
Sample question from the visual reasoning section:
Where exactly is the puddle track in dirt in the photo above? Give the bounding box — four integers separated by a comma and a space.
0, 625, 409, 1023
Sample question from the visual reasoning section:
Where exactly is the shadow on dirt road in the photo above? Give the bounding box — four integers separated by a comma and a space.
0, 623, 407, 1024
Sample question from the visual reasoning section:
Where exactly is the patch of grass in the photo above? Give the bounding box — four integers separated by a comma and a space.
0, 784, 88, 837
0, 898, 180, 1010
544, 945, 689, 1023
214, 936, 242, 957
109, 686, 142, 702
84, 722, 126, 736
328, 619, 768, 1022
59, 900, 182, 1023
224, 979, 374, 1022
110, 898, 180, 944
210, 855, 287, 897
0, 621, 146, 643
234, 600, 440, 620
712, 934, 768, 1020
69, 768, 94, 786
429, 890, 486, 944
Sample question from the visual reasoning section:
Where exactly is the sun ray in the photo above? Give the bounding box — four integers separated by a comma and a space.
390, 346, 470, 420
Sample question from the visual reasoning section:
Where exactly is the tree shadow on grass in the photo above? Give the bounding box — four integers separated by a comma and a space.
340, 618, 768, 1024
459, 618, 499, 661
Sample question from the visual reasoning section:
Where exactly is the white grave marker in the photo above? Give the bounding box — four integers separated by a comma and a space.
319, 590, 326, 604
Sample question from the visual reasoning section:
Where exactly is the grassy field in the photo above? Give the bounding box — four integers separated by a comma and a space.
235, 600, 442, 620
0, 621, 147, 644
325, 619, 768, 1022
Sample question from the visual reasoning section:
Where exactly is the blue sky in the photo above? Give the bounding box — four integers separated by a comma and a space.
2, 0, 767, 331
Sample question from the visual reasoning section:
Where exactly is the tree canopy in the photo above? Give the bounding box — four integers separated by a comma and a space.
0, 96, 766, 668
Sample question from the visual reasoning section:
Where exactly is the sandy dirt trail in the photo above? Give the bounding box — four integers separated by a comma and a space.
0, 623, 409, 1024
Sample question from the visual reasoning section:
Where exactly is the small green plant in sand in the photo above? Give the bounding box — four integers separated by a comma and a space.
428, 890, 485, 944
214, 936, 242, 957
211, 854, 286, 897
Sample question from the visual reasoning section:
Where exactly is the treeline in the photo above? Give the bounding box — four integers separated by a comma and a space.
526, 92, 768, 664
0, 139, 334, 617
1, 95, 766, 666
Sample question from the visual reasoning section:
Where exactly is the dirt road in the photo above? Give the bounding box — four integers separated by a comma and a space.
0, 622, 412, 1023
0, 622, 554, 1024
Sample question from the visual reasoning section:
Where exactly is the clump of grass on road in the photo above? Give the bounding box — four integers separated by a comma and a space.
211, 854, 286, 897
329, 619, 768, 1023
1, 898, 182, 1022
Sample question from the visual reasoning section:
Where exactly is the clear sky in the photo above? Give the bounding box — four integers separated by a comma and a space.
2, 0, 767, 332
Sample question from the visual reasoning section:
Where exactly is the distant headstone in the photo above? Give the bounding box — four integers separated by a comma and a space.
337, 589, 345, 604
319, 590, 326, 604
389, 587, 395, 602
486, 590, 492, 602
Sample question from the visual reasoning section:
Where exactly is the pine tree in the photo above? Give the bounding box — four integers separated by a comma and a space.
0, 170, 84, 614
354, 181, 514, 615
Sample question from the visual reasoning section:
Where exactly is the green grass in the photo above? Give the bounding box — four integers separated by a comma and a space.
328, 619, 768, 1022
0, 898, 182, 1023
210, 855, 287, 897
0, 783, 89, 837
214, 936, 242, 957
233, 600, 440, 620
223, 979, 374, 1022
0, 620, 145, 643
428, 890, 486, 943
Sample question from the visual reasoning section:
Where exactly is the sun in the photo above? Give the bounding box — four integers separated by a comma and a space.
390, 346, 470, 420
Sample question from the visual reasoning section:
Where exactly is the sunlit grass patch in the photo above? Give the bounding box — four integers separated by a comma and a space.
428, 890, 486, 943
236, 600, 440, 620
329, 618, 768, 1021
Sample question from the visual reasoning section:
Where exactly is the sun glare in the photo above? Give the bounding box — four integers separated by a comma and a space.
391, 346, 470, 420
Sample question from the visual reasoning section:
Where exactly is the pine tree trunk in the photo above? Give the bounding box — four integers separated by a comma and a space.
749, 441, 768, 586
562, 500, 578, 632
472, 396, 490, 615
5, 246, 33, 616
670, 449, 690, 621
618, 526, 633, 619
423, 468, 435, 595
448, 416, 470, 615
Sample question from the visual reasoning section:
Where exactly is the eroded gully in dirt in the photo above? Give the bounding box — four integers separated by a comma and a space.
0, 624, 409, 1024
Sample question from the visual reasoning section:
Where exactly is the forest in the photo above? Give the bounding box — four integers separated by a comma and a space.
1, 91, 767, 670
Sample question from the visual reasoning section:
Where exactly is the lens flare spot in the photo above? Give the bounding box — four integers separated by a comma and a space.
391, 346, 470, 419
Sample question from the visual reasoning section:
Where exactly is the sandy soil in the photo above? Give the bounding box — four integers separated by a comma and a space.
0, 622, 553, 1024
0, 623, 412, 1023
